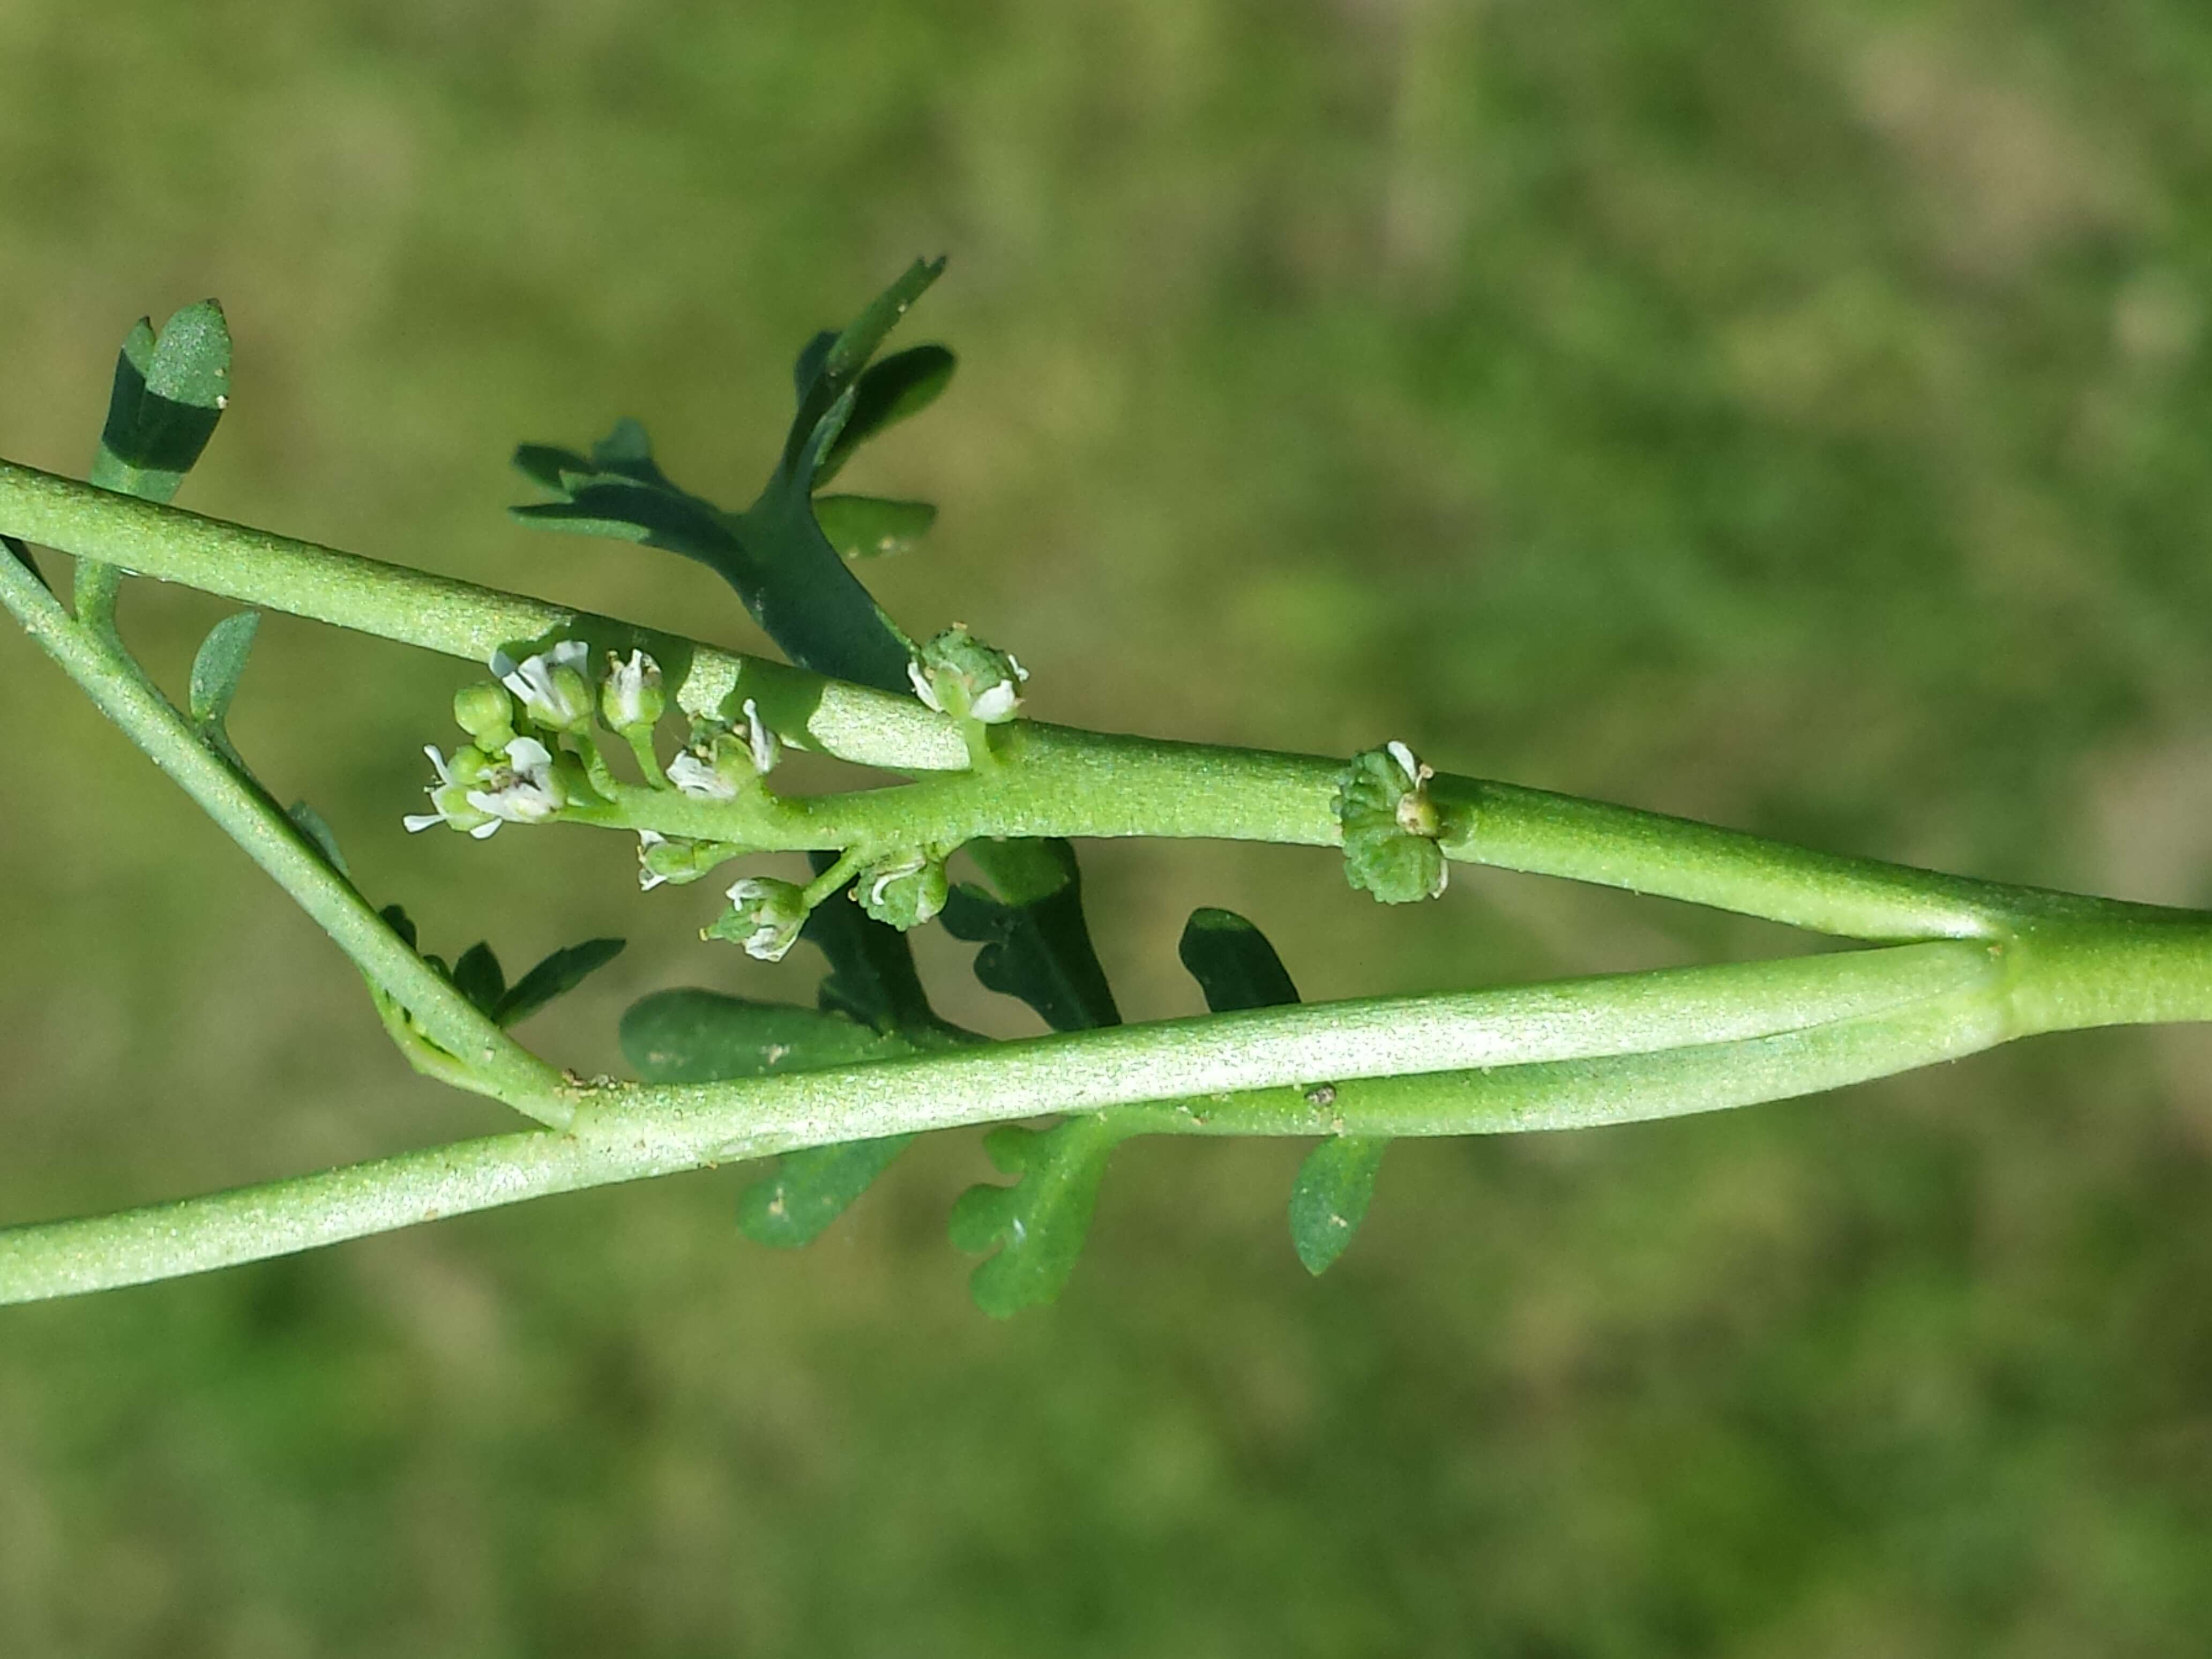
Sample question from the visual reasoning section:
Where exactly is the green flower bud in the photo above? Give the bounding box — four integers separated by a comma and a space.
600, 649, 664, 734
453, 681, 517, 751
908, 626, 1029, 724
493, 640, 596, 734
1337, 741, 1447, 903
635, 830, 728, 890
705, 876, 810, 961
854, 851, 950, 931
403, 744, 500, 838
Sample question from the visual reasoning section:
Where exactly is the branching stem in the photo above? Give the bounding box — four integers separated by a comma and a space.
9, 457, 2212, 1304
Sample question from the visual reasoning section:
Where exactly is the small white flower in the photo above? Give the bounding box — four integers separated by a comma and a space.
715, 876, 809, 961
494, 640, 595, 731
742, 698, 779, 775
667, 749, 738, 799
909, 627, 1029, 725
463, 735, 567, 826
404, 745, 499, 838
601, 649, 663, 731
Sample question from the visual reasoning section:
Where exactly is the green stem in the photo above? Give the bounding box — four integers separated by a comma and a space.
0, 458, 963, 771
0, 939, 2006, 1303
5, 893, 2209, 1304
3, 455, 2182, 945
0, 541, 569, 1123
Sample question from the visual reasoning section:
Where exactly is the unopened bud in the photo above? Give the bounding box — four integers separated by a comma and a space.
453, 681, 517, 751
601, 649, 665, 733
907, 626, 1028, 724
706, 876, 810, 961
636, 829, 726, 890
854, 851, 950, 931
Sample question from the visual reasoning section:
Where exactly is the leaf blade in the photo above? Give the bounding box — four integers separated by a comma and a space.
92, 300, 231, 504
492, 938, 625, 1028
1288, 1137, 1388, 1275
187, 610, 260, 733
1178, 907, 1300, 1012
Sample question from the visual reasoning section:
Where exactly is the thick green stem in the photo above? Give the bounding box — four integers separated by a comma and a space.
0, 458, 963, 771
9, 919, 2211, 1305
3, 456, 2185, 943
0, 541, 568, 1121
0, 940, 2012, 1303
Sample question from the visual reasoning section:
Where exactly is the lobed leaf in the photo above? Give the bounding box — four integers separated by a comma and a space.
948, 1116, 1137, 1318
942, 838, 1121, 1033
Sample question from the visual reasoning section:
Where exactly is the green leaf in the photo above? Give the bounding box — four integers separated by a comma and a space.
1174, 908, 1388, 1272
1178, 907, 1300, 1012
511, 413, 917, 695
819, 258, 946, 388
450, 943, 506, 1020
736, 1139, 916, 1249
791, 329, 838, 402
942, 839, 1121, 1033
187, 610, 259, 734
619, 988, 921, 1249
811, 494, 937, 560
948, 1116, 1138, 1318
491, 938, 624, 1027
1288, 1137, 1389, 1276
619, 988, 915, 1081
92, 300, 231, 504
3, 534, 49, 594
286, 801, 349, 879
812, 345, 956, 486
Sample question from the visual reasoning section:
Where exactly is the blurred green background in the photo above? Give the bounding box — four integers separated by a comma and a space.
5, 0, 2212, 1651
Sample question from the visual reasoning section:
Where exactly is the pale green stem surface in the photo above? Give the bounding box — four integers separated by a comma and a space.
9, 921, 2212, 1305
1, 457, 2181, 943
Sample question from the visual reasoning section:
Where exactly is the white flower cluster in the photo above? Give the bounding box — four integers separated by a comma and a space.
405, 642, 786, 845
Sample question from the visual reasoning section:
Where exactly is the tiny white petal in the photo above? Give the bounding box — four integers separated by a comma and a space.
548, 640, 591, 671
969, 680, 1019, 723
423, 745, 453, 783
402, 813, 445, 833
505, 736, 554, 769
907, 660, 945, 713
1386, 741, 1421, 784
669, 752, 737, 799
742, 698, 779, 774
469, 819, 503, 840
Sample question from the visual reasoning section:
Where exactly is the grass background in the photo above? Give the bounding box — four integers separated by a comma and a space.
5, 0, 2212, 1651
